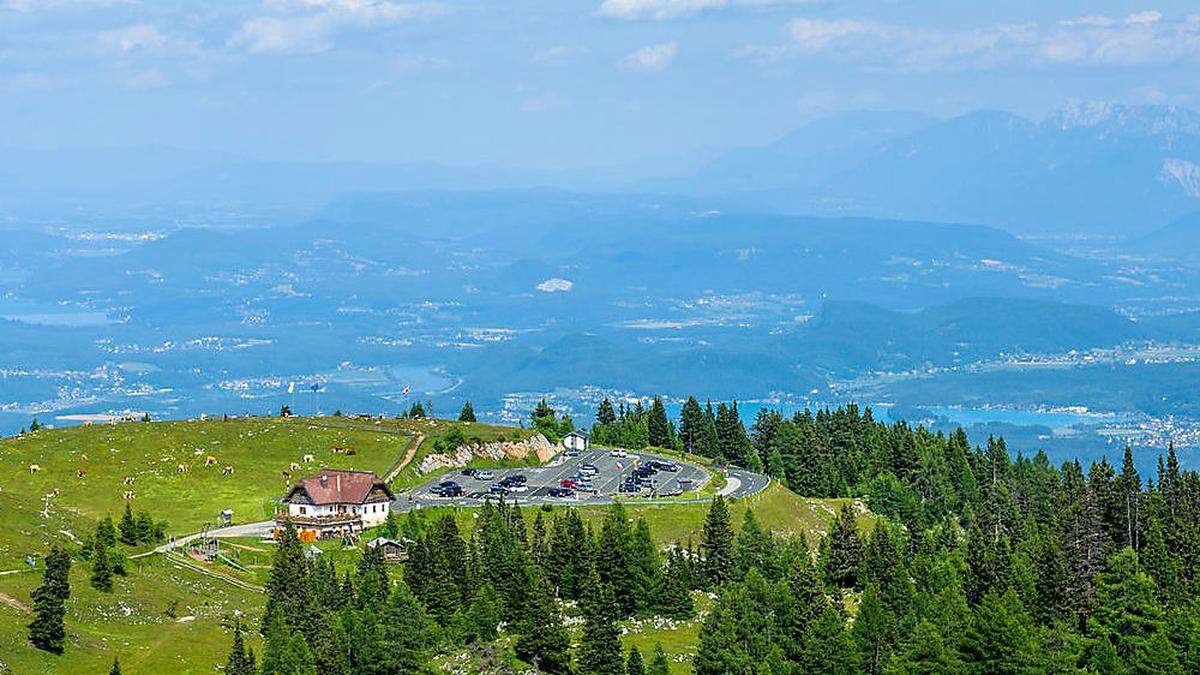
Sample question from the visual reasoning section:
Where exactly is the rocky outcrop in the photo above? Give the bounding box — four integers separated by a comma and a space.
417, 434, 557, 474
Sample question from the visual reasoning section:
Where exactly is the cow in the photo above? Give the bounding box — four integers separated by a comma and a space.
205, 455, 218, 466
47, 488, 61, 497
80, 453, 89, 461
123, 476, 136, 485
343, 448, 356, 456
75, 469, 87, 479
331, 446, 343, 454
122, 490, 135, 499
29, 464, 40, 473
302, 454, 315, 463
289, 462, 301, 471
177, 464, 188, 473
222, 465, 235, 476
281, 470, 291, 480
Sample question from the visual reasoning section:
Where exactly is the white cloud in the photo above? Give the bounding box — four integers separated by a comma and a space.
534, 45, 589, 63
229, 1, 445, 54
98, 24, 167, 53
536, 278, 573, 293
598, 0, 821, 21
739, 12, 1200, 72
621, 41, 677, 72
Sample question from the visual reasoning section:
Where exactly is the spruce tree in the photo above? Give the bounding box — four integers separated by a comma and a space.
226, 620, 255, 675
646, 644, 671, 675
656, 548, 695, 620
259, 606, 317, 675
375, 582, 437, 674
626, 645, 646, 675
647, 396, 673, 448
822, 504, 862, 588
701, 496, 735, 588
514, 567, 571, 673
110, 657, 122, 675
578, 568, 624, 675
91, 536, 114, 592
263, 522, 314, 637
467, 581, 502, 642
961, 590, 1034, 674
678, 396, 707, 455
597, 398, 617, 426
459, 401, 477, 422
118, 504, 138, 546
28, 546, 70, 654
887, 620, 963, 675
1087, 547, 1164, 668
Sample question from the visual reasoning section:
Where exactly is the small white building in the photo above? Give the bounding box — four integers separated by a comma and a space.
563, 430, 590, 451
278, 469, 394, 540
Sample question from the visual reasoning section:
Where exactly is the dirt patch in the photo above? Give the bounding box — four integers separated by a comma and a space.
0, 590, 31, 614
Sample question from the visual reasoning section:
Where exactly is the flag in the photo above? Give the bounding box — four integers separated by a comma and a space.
287, 382, 295, 394
615, 459, 625, 470
402, 385, 410, 395
310, 383, 319, 392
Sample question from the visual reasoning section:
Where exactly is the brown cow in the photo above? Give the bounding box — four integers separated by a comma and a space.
177, 464, 188, 473
205, 455, 218, 466
75, 469, 87, 479
222, 465, 235, 476
281, 470, 291, 479
343, 448, 356, 456
123, 476, 136, 485
122, 490, 135, 499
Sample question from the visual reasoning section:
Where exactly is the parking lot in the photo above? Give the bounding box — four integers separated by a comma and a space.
399, 447, 711, 508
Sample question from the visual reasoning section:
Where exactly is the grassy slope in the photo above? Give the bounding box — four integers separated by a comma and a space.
382, 418, 541, 491
0, 555, 262, 675
0, 417, 412, 567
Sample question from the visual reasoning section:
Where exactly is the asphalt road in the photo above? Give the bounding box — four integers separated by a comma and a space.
395, 446, 769, 510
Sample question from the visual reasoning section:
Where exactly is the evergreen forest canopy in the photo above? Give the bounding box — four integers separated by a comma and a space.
28, 404, 1200, 673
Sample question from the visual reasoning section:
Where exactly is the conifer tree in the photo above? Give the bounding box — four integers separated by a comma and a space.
626, 645, 646, 675
28, 546, 70, 654
628, 518, 661, 613
466, 581, 502, 642
1087, 547, 1164, 668
458, 401, 477, 422
225, 620, 256, 675
822, 504, 862, 588
678, 396, 707, 455
647, 396, 673, 448
647, 645, 671, 675
578, 568, 624, 675
91, 536, 113, 592
701, 496, 735, 587
597, 398, 617, 426
374, 582, 437, 674
263, 522, 314, 637
514, 567, 571, 673
110, 657, 122, 675
260, 606, 317, 675
656, 548, 695, 620
961, 590, 1034, 674
886, 620, 962, 675
118, 504, 138, 546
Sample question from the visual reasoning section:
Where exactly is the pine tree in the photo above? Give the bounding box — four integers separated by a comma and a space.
678, 397, 707, 455
628, 518, 662, 613
467, 581, 502, 642
735, 509, 776, 579
28, 546, 70, 654
597, 398, 617, 426
226, 620, 256, 675
647, 396, 673, 448
459, 401, 477, 422
626, 645, 646, 675
259, 606, 317, 675
701, 496, 735, 587
656, 548, 695, 620
886, 620, 962, 675
110, 657, 122, 675
91, 536, 114, 592
374, 582, 437, 674
647, 644, 671, 675
1087, 547, 1164, 668
118, 504, 138, 546
263, 522, 314, 637
853, 583, 890, 674
822, 504, 862, 588
961, 590, 1034, 674
514, 567, 571, 673
578, 568, 624, 675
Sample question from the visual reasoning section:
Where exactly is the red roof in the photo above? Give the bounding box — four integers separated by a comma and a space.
285, 470, 393, 506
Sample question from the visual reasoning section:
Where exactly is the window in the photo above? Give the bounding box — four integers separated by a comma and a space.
299, 506, 306, 515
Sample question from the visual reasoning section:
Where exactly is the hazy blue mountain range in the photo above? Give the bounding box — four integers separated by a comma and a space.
678, 103, 1200, 236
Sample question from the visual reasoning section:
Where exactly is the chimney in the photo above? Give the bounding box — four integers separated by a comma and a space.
320, 474, 328, 487
336, 473, 341, 494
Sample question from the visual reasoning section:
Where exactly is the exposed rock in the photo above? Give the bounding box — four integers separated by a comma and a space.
417, 434, 557, 474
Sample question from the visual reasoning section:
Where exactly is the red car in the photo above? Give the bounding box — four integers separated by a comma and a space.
560, 479, 580, 489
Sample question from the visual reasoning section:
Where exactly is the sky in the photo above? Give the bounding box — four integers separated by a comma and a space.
4, 1, 1200, 169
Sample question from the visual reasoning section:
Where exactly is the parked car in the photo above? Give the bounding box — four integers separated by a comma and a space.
565, 449, 581, 457
489, 484, 511, 495
649, 460, 679, 472
561, 479, 581, 489
461, 467, 478, 477
580, 463, 598, 475
476, 470, 495, 481
441, 485, 465, 497
548, 487, 574, 498
609, 449, 627, 458
620, 481, 640, 493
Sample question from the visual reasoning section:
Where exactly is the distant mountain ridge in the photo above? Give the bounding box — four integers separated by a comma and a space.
681, 103, 1200, 236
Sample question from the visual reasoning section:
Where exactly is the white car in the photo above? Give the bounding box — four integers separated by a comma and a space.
507, 484, 528, 493
609, 449, 627, 458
